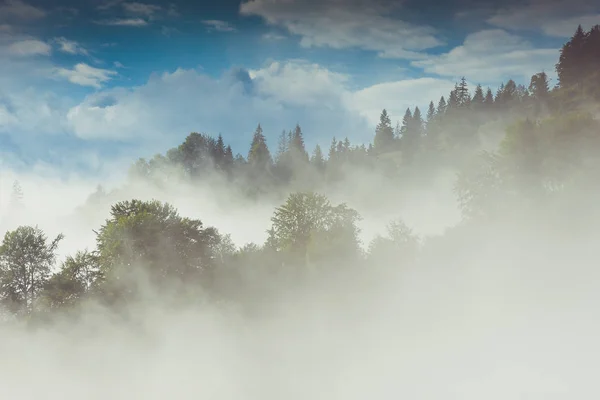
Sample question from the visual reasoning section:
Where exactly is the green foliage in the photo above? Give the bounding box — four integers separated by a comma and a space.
267, 192, 362, 268
95, 199, 221, 300
0, 226, 63, 315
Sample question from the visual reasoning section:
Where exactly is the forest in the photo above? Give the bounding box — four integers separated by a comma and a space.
1, 24, 600, 327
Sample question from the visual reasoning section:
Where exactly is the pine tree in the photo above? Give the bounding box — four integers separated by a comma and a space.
373, 109, 395, 153
447, 88, 459, 110
328, 137, 337, 161
343, 137, 351, 152
275, 129, 289, 162
484, 87, 494, 108
456, 77, 470, 107
472, 84, 485, 108
426, 101, 436, 123
311, 144, 326, 172
224, 145, 234, 168
556, 24, 587, 88
400, 108, 412, 137
528, 72, 550, 101
10, 180, 24, 210
412, 106, 424, 137
437, 96, 447, 115
248, 123, 273, 170
290, 124, 309, 162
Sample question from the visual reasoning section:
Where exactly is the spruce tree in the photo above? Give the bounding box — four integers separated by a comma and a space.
472, 84, 485, 108
248, 123, 273, 170
373, 109, 395, 153
437, 96, 447, 116
426, 101, 436, 123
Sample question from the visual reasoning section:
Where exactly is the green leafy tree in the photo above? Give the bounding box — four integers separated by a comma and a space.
41, 250, 102, 310
267, 192, 362, 269
0, 226, 63, 315
95, 200, 221, 300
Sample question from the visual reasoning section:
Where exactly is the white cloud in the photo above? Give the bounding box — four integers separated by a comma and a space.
248, 60, 349, 108
95, 18, 148, 27
411, 29, 559, 84
0, 0, 45, 22
54, 63, 118, 88
239, 0, 443, 59
53, 37, 89, 55
7, 38, 50, 56
0, 87, 70, 135
346, 78, 457, 126
201, 20, 237, 32
63, 61, 453, 152
122, 2, 161, 17
487, 0, 600, 37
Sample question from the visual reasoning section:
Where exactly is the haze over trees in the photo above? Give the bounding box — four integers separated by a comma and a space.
1, 24, 600, 330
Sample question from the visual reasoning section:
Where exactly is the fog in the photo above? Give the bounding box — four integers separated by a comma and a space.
1, 142, 599, 399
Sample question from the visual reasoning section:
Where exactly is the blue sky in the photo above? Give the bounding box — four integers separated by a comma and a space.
1, 0, 599, 177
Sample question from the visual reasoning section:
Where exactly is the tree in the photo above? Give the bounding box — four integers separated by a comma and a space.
373, 109, 395, 153
412, 106, 424, 137
368, 219, 419, 267
290, 124, 309, 163
0, 226, 63, 315
556, 25, 587, 88
95, 200, 221, 300
248, 123, 273, 171
472, 84, 485, 108
10, 180, 24, 208
484, 87, 495, 108
41, 250, 102, 310
267, 192, 361, 269
426, 101, 436, 124
456, 77, 470, 107
437, 96, 447, 115
275, 129, 289, 163
311, 144, 326, 172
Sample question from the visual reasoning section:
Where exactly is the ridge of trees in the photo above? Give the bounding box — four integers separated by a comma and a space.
2, 24, 600, 323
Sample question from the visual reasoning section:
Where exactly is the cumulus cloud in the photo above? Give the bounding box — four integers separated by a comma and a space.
201, 20, 237, 33
346, 77, 457, 126
53, 37, 89, 55
0, 88, 71, 136
487, 0, 600, 37
411, 29, 559, 84
239, 0, 443, 59
63, 61, 451, 153
6, 38, 50, 56
54, 63, 118, 88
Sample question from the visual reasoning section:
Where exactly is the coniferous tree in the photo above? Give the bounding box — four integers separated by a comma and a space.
484, 87, 495, 108
557, 25, 587, 88
426, 101, 436, 124
290, 124, 309, 162
412, 107, 424, 137
437, 96, 447, 116
456, 77, 470, 107
373, 109, 395, 153
248, 123, 273, 171
472, 84, 485, 108
311, 145, 326, 172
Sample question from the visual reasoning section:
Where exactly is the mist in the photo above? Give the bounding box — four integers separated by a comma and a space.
2, 20, 600, 400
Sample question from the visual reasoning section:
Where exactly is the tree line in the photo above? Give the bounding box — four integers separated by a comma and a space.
2, 24, 599, 323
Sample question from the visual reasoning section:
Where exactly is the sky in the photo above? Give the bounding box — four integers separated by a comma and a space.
0, 0, 599, 178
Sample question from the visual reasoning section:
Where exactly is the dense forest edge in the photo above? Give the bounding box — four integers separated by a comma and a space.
1, 24, 600, 325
